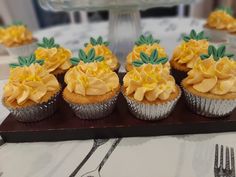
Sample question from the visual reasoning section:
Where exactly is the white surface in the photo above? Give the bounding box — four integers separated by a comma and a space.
1, 18, 236, 177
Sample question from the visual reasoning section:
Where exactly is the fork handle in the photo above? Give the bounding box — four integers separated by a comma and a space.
69, 145, 98, 177
98, 138, 122, 171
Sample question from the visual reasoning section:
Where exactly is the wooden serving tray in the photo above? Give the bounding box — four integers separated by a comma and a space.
1, 92, 236, 142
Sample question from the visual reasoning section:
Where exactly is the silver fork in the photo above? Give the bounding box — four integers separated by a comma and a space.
214, 144, 235, 177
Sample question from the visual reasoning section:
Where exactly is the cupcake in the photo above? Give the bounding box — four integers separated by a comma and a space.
84, 36, 119, 72
2, 54, 60, 122
170, 29, 209, 83
182, 45, 236, 117
204, 6, 234, 42
123, 49, 181, 121
0, 27, 7, 55
125, 34, 168, 71
63, 48, 120, 119
34, 37, 72, 85
0, 21, 37, 56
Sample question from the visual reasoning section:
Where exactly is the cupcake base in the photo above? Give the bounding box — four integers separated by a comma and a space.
123, 86, 181, 121
65, 93, 119, 120
3, 92, 60, 122
182, 87, 236, 118
6, 40, 37, 57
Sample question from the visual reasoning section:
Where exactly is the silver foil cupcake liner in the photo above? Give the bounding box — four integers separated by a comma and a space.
66, 93, 119, 120
183, 88, 236, 118
123, 89, 181, 121
6, 41, 37, 57
3, 92, 60, 122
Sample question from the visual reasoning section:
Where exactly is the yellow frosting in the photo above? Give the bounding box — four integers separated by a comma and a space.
0, 27, 5, 43
123, 63, 176, 102
227, 19, 236, 33
1, 25, 33, 47
3, 63, 60, 105
35, 47, 72, 73
126, 43, 168, 70
65, 61, 119, 96
185, 57, 236, 95
172, 39, 209, 69
84, 44, 119, 71
206, 10, 234, 30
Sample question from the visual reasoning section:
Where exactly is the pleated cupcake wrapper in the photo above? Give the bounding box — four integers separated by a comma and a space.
66, 93, 119, 120
123, 89, 181, 121
6, 41, 37, 57
3, 92, 60, 122
203, 27, 227, 41
182, 88, 236, 118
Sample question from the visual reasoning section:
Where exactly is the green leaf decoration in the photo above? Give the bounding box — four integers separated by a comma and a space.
9, 54, 44, 68
132, 49, 168, 67
70, 48, 104, 65
12, 20, 24, 26
200, 45, 234, 61
85, 36, 110, 47
216, 6, 233, 16
37, 37, 60, 48
183, 29, 208, 42
135, 34, 160, 46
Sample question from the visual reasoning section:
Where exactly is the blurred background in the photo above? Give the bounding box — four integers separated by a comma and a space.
0, 0, 235, 30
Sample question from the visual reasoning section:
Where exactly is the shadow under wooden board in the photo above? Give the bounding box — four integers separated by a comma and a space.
0, 92, 236, 143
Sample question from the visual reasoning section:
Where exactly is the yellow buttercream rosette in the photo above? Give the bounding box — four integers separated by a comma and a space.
65, 61, 119, 96
206, 9, 234, 30
126, 43, 168, 71
84, 44, 119, 71
172, 39, 209, 69
83, 36, 119, 71
1, 24, 34, 47
124, 63, 176, 102
3, 63, 60, 105
184, 57, 236, 95
126, 34, 168, 71
34, 37, 72, 74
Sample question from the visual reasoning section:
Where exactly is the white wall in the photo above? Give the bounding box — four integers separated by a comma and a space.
0, 0, 39, 30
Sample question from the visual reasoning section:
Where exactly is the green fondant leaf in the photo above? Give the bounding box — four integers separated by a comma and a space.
217, 45, 226, 58
132, 60, 144, 67
9, 63, 20, 68
225, 53, 234, 58
79, 49, 87, 61
156, 57, 168, 64
200, 54, 209, 60
95, 56, 104, 62
140, 52, 149, 63
150, 49, 158, 64
90, 37, 97, 46
97, 36, 103, 45
87, 48, 95, 61
36, 60, 44, 66
70, 57, 80, 65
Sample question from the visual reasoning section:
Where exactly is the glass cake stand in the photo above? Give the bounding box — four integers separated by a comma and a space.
39, 0, 194, 66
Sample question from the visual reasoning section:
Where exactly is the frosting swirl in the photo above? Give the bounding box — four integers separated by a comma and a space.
123, 63, 176, 101
184, 57, 236, 95
35, 47, 72, 73
84, 44, 119, 71
206, 10, 234, 30
65, 61, 119, 96
172, 39, 209, 69
1, 25, 33, 47
126, 43, 168, 71
3, 63, 60, 105
227, 19, 236, 33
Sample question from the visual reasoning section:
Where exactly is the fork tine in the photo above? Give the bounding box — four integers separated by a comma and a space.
226, 147, 230, 171
215, 144, 219, 168
220, 145, 224, 170
231, 148, 235, 177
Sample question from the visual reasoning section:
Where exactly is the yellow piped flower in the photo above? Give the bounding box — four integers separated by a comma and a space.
1, 25, 33, 47
206, 10, 234, 30
126, 43, 168, 71
65, 61, 119, 96
172, 39, 209, 69
123, 63, 176, 102
4, 63, 59, 105
185, 57, 236, 95
35, 47, 72, 73
84, 44, 119, 71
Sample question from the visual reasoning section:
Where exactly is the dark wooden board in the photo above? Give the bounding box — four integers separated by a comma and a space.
1, 73, 236, 142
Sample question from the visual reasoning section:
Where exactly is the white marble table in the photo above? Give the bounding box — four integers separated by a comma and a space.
0, 18, 236, 177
